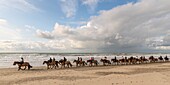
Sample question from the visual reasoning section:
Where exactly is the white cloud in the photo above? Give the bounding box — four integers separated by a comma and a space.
81, 0, 99, 12
35, 0, 170, 52
60, 0, 78, 18
0, 25, 21, 40
1, 0, 170, 52
0, 40, 79, 52
0, 19, 7, 25
0, 19, 22, 40
0, 0, 41, 12
36, 29, 54, 39
25, 25, 37, 32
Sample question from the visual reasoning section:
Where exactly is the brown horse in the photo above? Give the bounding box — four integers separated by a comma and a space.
158, 56, 164, 62
111, 58, 119, 65
118, 58, 128, 65
13, 61, 32, 71
139, 56, 149, 64
73, 60, 87, 67
164, 56, 169, 61
149, 56, 158, 63
59, 59, 72, 68
43, 61, 59, 69
100, 59, 111, 66
87, 59, 98, 67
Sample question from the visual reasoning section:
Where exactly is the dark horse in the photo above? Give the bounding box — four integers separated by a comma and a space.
59, 59, 72, 68
43, 61, 59, 69
87, 59, 98, 67
149, 56, 158, 63
73, 60, 87, 67
164, 56, 169, 61
158, 56, 164, 62
13, 61, 32, 71
111, 58, 119, 65
100, 59, 111, 66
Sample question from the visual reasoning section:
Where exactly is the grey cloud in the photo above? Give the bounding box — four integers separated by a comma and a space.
35, 0, 170, 52
36, 30, 54, 39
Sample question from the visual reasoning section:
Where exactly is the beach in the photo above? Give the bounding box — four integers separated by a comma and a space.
1, 62, 170, 85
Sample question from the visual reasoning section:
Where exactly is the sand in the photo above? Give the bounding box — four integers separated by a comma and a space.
1, 62, 170, 85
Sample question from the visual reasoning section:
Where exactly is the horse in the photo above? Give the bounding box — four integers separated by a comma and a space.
118, 58, 128, 65
164, 56, 169, 62
139, 56, 149, 64
43, 61, 59, 69
73, 60, 87, 67
149, 56, 158, 63
158, 56, 164, 62
100, 59, 111, 66
59, 59, 72, 68
111, 58, 119, 65
87, 59, 98, 67
13, 61, 32, 71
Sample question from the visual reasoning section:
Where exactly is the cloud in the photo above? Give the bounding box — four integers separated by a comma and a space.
0, 25, 22, 40
0, 19, 21, 40
0, 40, 79, 52
35, 0, 170, 52
0, 0, 170, 52
0, 19, 7, 25
81, 0, 99, 12
60, 0, 78, 18
36, 29, 54, 39
0, 0, 41, 12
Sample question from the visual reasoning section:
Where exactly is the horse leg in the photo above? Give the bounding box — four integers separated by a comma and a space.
76, 63, 78, 67
28, 66, 30, 70
55, 64, 57, 69
47, 65, 49, 69
18, 66, 21, 71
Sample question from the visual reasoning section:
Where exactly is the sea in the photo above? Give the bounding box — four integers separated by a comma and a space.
0, 52, 169, 68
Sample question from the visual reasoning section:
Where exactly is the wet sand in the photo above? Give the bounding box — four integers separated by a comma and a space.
1, 62, 170, 85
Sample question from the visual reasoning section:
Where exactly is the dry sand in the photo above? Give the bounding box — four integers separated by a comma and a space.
1, 62, 170, 85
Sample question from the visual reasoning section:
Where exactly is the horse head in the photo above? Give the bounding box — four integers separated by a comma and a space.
87, 60, 91, 62
13, 61, 17, 65
43, 61, 47, 65
73, 60, 77, 63
100, 59, 104, 62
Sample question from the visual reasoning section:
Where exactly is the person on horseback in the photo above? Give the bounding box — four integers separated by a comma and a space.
90, 57, 94, 62
20, 57, 24, 64
125, 57, 127, 60
48, 57, 52, 63
64, 57, 67, 62
114, 56, 117, 60
104, 56, 107, 60
78, 57, 80, 61
53, 58, 55, 62
90, 57, 94, 60
80, 57, 82, 61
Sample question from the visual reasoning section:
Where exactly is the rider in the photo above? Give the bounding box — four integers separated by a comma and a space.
48, 57, 52, 63
90, 57, 94, 60
78, 57, 80, 61
80, 57, 82, 61
52, 58, 55, 62
114, 56, 117, 60
20, 57, 24, 64
64, 57, 67, 62
104, 56, 107, 60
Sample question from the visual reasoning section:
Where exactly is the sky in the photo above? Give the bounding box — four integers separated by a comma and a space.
0, 0, 170, 53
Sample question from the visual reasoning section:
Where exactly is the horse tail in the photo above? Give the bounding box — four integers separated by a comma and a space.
28, 64, 33, 70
